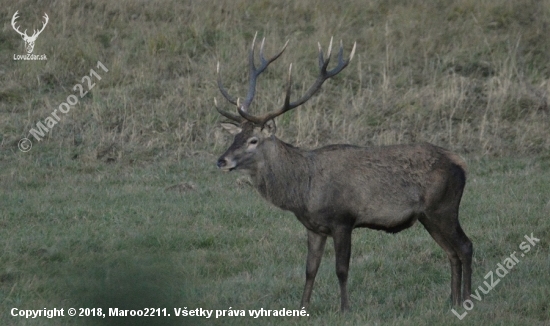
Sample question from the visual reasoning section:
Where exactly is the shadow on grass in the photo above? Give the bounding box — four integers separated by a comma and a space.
65, 254, 204, 326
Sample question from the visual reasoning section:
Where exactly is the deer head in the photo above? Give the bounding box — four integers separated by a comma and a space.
11, 11, 49, 54
215, 33, 356, 172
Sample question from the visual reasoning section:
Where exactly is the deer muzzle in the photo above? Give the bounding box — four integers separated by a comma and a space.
216, 156, 236, 172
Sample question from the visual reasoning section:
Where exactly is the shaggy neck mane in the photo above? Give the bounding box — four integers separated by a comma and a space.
250, 137, 310, 213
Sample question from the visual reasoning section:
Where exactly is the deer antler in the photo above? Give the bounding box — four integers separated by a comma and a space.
216, 32, 288, 123
214, 97, 245, 123
215, 34, 356, 126
240, 38, 356, 126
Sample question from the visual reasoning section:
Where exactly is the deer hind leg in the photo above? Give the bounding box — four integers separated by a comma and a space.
448, 221, 472, 301
301, 230, 327, 310
419, 214, 472, 306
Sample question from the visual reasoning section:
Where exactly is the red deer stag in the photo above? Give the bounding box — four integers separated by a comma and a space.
215, 33, 472, 311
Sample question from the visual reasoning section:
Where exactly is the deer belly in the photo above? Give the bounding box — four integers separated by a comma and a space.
293, 212, 336, 236
354, 207, 421, 233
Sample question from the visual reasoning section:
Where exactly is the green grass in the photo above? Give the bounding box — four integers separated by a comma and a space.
1, 154, 549, 325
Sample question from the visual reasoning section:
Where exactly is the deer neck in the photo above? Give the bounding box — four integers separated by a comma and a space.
250, 137, 310, 213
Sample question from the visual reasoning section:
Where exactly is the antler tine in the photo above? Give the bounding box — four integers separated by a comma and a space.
259, 37, 266, 62
349, 41, 357, 62
217, 62, 238, 105
240, 61, 295, 125
326, 36, 333, 62
248, 32, 259, 76
317, 39, 334, 74
324, 40, 356, 78
214, 98, 245, 123
259, 39, 289, 69
215, 61, 244, 122
238, 34, 288, 116
248, 39, 356, 126
283, 64, 293, 108
241, 32, 260, 113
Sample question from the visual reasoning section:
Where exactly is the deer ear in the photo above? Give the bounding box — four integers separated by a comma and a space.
220, 123, 242, 135
261, 120, 276, 136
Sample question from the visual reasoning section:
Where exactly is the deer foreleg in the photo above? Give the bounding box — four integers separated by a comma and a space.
333, 227, 352, 311
300, 230, 327, 309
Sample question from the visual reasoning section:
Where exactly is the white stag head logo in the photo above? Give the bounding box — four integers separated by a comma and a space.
11, 11, 49, 54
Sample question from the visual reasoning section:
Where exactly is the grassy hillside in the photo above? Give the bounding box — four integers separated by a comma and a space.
1, 0, 549, 161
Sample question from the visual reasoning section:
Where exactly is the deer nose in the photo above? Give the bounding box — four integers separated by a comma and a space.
217, 157, 228, 168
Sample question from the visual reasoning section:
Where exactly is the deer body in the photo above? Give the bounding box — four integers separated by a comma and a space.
215, 34, 472, 311
242, 136, 464, 235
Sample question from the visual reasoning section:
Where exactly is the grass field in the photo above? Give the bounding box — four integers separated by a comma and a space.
1, 155, 549, 325
1, 0, 549, 325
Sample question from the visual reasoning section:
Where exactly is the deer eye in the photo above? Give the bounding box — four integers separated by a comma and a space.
248, 138, 258, 145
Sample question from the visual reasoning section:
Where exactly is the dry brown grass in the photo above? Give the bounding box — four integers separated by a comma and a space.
1, 0, 549, 163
